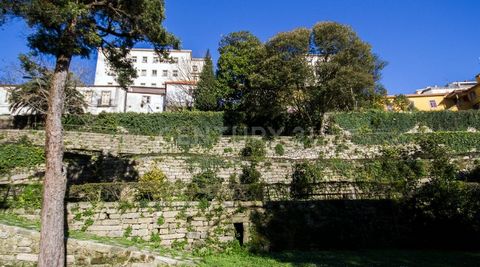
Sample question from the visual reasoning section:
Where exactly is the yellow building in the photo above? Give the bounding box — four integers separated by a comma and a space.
444, 75, 480, 110
386, 75, 480, 111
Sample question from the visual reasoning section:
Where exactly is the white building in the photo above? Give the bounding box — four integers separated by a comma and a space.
0, 85, 12, 115
94, 48, 205, 111
0, 48, 206, 115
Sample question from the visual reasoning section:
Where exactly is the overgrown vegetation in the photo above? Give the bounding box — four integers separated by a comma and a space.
62, 111, 224, 150
0, 138, 44, 175
331, 110, 480, 133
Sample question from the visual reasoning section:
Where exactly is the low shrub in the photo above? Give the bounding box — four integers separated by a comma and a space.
187, 170, 223, 201
240, 139, 266, 162
137, 168, 168, 200
290, 162, 323, 199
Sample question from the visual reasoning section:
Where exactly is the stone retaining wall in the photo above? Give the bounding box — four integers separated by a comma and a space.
13, 201, 263, 249
0, 129, 378, 159
0, 223, 191, 266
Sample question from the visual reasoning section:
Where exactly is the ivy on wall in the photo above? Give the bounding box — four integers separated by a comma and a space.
0, 139, 44, 175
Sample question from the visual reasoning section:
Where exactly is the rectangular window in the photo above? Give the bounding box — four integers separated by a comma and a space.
153, 57, 159, 63
151, 83, 157, 86
141, 69, 147, 76
100, 91, 111, 106
173, 70, 178, 77
152, 70, 157, 77
84, 91, 93, 104
142, 56, 148, 63
469, 91, 476, 100
172, 57, 179, 63
142, 95, 151, 104
131, 56, 137, 63
192, 65, 198, 72
140, 83, 146, 86
162, 70, 168, 77
429, 100, 437, 108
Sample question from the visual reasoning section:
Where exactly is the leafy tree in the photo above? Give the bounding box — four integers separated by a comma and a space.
193, 50, 219, 110
390, 94, 415, 111
0, 1, 178, 265
216, 31, 264, 103
9, 54, 86, 115
307, 22, 385, 128
248, 28, 313, 130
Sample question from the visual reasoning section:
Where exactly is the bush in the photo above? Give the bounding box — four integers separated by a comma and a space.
274, 143, 285, 156
240, 139, 266, 162
290, 162, 323, 199
138, 168, 168, 200
187, 170, 223, 201
238, 164, 263, 200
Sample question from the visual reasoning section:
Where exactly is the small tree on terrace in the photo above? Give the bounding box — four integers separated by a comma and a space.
0, 1, 178, 266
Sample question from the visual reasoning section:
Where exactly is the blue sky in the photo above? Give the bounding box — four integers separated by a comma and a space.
0, 0, 479, 94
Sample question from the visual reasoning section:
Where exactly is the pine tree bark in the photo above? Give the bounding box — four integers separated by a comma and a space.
38, 54, 71, 267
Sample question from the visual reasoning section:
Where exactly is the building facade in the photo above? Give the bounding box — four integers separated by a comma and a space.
94, 48, 204, 111
386, 78, 479, 111
0, 48, 205, 115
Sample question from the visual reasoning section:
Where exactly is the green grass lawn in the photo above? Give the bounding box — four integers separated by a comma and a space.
1, 212, 479, 267
198, 249, 480, 267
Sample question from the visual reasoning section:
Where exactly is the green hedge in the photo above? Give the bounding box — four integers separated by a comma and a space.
350, 132, 480, 153
63, 111, 224, 150
331, 110, 480, 133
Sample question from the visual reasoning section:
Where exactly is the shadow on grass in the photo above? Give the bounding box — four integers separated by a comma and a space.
262, 249, 480, 267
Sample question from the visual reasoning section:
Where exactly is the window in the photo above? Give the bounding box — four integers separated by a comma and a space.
162, 70, 168, 77
107, 82, 113, 85
131, 56, 137, 63
141, 69, 147, 76
141, 95, 150, 108
192, 65, 198, 72
152, 70, 157, 77
172, 57, 179, 63
142, 56, 148, 63
151, 83, 157, 86
100, 91, 111, 106
140, 83, 146, 86
429, 100, 437, 108
173, 70, 178, 77
153, 57, 159, 63
469, 91, 476, 100
84, 91, 93, 104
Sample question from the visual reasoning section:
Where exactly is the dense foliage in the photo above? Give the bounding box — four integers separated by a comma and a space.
0, 140, 44, 175
63, 111, 224, 150
193, 50, 221, 111
331, 110, 480, 133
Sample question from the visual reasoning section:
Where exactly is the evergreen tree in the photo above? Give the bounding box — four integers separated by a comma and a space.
0, 1, 178, 266
194, 50, 219, 110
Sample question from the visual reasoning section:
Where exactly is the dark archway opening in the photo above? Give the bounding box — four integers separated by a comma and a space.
234, 222, 244, 246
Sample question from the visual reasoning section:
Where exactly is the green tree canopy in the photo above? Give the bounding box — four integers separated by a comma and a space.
216, 31, 264, 101
193, 50, 220, 111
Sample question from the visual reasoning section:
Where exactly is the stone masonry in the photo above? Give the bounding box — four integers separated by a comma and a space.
0, 223, 193, 266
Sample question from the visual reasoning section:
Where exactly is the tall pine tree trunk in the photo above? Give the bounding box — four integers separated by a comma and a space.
38, 54, 71, 267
